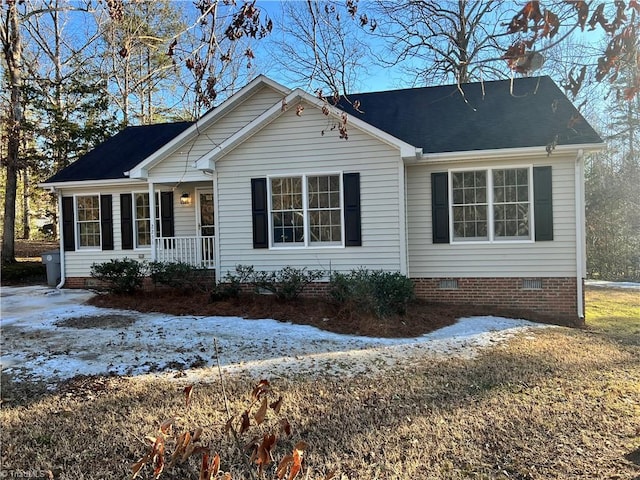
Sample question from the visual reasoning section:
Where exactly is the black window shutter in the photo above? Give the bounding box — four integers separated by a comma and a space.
251, 178, 268, 248
534, 166, 553, 241
431, 172, 450, 244
120, 193, 134, 250
343, 172, 361, 246
61, 196, 75, 251
160, 191, 174, 237
100, 195, 114, 250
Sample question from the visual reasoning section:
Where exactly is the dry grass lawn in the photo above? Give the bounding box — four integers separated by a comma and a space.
1, 287, 639, 479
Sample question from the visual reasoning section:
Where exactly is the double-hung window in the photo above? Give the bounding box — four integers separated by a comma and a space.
134, 192, 160, 248
270, 174, 342, 247
451, 167, 532, 242
76, 195, 101, 248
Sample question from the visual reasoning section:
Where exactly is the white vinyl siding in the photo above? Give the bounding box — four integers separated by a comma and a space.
214, 100, 404, 276
148, 86, 285, 181
407, 154, 578, 277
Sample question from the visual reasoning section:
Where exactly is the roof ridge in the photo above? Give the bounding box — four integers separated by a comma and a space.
349, 75, 552, 96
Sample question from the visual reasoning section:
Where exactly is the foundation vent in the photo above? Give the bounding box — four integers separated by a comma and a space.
522, 278, 543, 290
439, 279, 459, 290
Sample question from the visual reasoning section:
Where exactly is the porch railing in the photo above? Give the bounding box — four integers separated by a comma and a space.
154, 236, 215, 269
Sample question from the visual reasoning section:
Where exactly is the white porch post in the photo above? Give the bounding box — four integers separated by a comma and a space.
149, 181, 157, 262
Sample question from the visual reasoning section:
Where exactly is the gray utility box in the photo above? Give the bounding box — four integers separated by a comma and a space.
41, 250, 61, 287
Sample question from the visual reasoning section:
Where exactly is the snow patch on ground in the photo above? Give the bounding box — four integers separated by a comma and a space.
1, 285, 550, 385
585, 280, 640, 290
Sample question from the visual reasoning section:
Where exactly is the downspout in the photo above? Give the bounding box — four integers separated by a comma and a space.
55, 190, 66, 289
574, 149, 585, 322
398, 159, 408, 276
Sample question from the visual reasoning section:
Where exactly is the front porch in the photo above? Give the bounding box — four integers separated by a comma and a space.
147, 181, 217, 269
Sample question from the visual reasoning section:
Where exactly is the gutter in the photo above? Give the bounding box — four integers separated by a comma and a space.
408, 143, 605, 164
575, 149, 585, 321
55, 189, 66, 289
39, 177, 145, 190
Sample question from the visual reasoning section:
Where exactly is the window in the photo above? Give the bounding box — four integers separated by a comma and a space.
451, 171, 487, 240
271, 177, 304, 244
270, 174, 342, 247
493, 168, 530, 238
307, 175, 341, 243
134, 192, 160, 248
76, 195, 101, 248
450, 167, 532, 242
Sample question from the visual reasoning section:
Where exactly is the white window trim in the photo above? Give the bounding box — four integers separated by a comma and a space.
74, 194, 101, 251
267, 172, 345, 249
448, 165, 535, 244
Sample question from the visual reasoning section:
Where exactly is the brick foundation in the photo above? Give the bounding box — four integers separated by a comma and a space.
64, 275, 583, 326
65, 274, 215, 291
412, 277, 582, 325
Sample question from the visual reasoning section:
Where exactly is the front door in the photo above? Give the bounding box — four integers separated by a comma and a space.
197, 189, 215, 237
197, 189, 215, 267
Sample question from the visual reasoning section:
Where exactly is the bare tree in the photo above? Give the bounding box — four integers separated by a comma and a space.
168, 0, 273, 119
370, 0, 514, 85
266, 0, 372, 96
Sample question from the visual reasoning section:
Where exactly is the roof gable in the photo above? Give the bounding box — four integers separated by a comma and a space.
335, 76, 602, 153
128, 75, 290, 178
194, 88, 419, 170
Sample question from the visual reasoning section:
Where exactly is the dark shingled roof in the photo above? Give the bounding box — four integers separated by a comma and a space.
46, 76, 601, 184
45, 121, 193, 183
335, 76, 602, 153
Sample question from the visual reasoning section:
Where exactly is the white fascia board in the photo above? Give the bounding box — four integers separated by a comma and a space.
129, 75, 291, 179
39, 178, 145, 191
195, 88, 421, 169
409, 142, 606, 164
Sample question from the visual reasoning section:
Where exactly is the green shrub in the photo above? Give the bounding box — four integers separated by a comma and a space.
90, 258, 147, 294
329, 268, 415, 317
0, 262, 46, 284
210, 265, 255, 301
251, 266, 324, 301
149, 261, 212, 292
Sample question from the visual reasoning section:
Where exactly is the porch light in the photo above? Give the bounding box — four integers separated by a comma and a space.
180, 192, 191, 206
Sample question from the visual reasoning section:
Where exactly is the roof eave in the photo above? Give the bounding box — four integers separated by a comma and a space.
407, 142, 606, 164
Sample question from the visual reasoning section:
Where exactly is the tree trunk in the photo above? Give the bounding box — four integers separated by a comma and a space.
1, 2, 23, 265
2, 158, 18, 264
